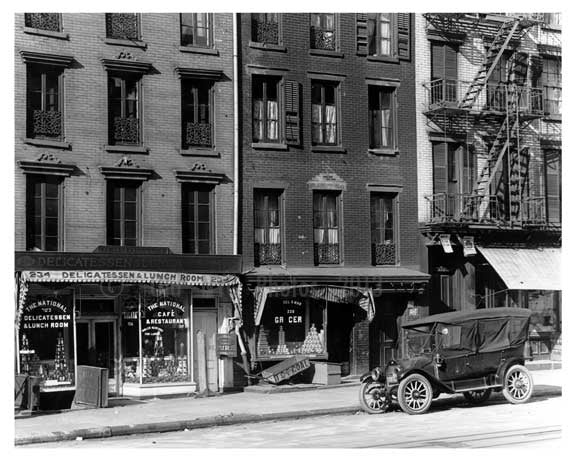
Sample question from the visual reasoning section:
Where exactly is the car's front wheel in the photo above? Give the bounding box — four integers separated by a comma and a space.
359, 381, 389, 414
502, 364, 533, 404
463, 389, 492, 404
397, 373, 433, 415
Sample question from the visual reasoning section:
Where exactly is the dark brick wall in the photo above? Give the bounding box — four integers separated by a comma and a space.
238, 13, 421, 271
15, 13, 235, 255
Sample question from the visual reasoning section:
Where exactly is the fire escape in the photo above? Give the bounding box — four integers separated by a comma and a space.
422, 14, 555, 239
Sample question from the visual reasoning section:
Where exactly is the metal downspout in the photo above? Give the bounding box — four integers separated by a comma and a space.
233, 13, 239, 256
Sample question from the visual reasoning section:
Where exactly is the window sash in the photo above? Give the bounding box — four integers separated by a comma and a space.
313, 192, 339, 244
27, 177, 60, 251
368, 13, 393, 56
369, 87, 395, 148
370, 194, 394, 245
311, 82, 338, 145
253, 78, 279, 142
181, 13, 211, 47
182, 186, 212, 254
254, 191, 281, 244
107, 183, 139, 247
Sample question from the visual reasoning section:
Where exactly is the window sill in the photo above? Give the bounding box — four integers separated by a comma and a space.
24, 138, 71, 149
179, 46, 219, 56
366, 55, 400, 64
251, 142, 289, 151
23, 27, 69, 40
311, 145, 346, 154
104, 37, 147, 49
180, 148, 220, 157
368, 148, 399, 157
105, 145, 149, 154
309, 49, 344, 58
248, 41, 287, 52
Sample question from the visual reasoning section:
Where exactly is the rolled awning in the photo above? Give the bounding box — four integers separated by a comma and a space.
477, 247, 561, 291
254, 285, 376, 325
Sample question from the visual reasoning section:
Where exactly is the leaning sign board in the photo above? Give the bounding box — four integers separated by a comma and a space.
261, 355, 310, 385
74, 365, 108, 408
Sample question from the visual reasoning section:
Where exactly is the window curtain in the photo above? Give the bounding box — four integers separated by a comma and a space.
266, 100, 278, 140
253, 100, 264, 140
379, 15, 391, 55
325, 104, 336, 143
312, 103, 322, 143
380, 108, 391, 147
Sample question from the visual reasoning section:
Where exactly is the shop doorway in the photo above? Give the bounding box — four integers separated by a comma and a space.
193, 303, 218, 393
326, 302, 355, 375
76, 318, 118, 395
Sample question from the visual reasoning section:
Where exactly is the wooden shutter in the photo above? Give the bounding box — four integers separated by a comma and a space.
512, 52, 529, 85
397, 13, 411, 60
433, 142, 448, 194
431, 42, 458, 80
445, 45, 458, 81
356, 13, 368, 56
431, 42, 444, 80
545, 151, 561, 224
284, 80, 300, 146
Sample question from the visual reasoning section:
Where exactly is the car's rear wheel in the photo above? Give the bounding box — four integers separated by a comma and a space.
463, 389, 492, 404
397, 373, 433, 415
502, 364, 533, 404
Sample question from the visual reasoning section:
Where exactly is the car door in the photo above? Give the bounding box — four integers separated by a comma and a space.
435, 322, 477, 382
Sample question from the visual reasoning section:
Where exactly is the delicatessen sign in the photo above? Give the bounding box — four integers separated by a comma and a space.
22, 298, 71, 330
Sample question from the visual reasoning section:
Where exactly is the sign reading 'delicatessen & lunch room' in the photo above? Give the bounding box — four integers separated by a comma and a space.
22, 298, 71, 329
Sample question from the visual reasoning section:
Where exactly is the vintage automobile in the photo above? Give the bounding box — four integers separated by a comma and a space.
359, 307, 534, 415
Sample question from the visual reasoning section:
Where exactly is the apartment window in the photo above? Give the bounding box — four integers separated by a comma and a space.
545, 150, 561, 224
253, 76, 280, 143
107, 182, 140, 247
310, 13, 336, 50
26, 66, 63, 140
182, 79, 212, 148
544, 13, 561, 27
313, 191, 340, 265
312, 81, 338, 145
254, 190, 282, 265
180, 13, 211, 47
367, 13, 393, 56
369, 86, 396, 149
105, 13, 139, 40
370, 193, 396, 265
24, 13, 61, 32
26, 176, 61, 251
251, 13, 279, 45
182, 184, 212, 254
541, 58, 562, 115
108, 74, 140, 145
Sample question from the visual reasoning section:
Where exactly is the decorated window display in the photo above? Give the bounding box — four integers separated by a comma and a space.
19, 297, 74, 388
121, 295, 141, 383
257, 297, 327, 359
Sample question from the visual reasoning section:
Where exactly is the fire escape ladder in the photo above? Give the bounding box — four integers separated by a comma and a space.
458, 19, 520, 109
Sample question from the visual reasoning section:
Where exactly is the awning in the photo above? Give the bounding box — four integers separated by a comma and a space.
254, 285, 376, 325
477, 247, 561, 291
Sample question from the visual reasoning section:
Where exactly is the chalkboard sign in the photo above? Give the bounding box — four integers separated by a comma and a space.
216, 333, 237, 357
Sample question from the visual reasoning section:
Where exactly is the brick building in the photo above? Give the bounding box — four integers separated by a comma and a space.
414, 14, 562, 360
237, 13, 429, 378
14, 13, 243, 400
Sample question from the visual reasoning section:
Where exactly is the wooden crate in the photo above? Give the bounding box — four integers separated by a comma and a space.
311, 362, 341, 385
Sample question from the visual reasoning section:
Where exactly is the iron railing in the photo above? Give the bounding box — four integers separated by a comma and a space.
314, 243, 339, 264
184, 122, 212, 147
424, 79, 544, 114
255, 243, 282, 265
111, 116, 139, 145
24, 13, 61, 31
372, 243, 396, 265
252, 17, 279, 44
31, 110, 62, 138
106, 13, 139, 40
310, 27, 335, 50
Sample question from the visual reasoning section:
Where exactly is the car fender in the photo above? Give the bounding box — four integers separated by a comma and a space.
398, 368, 453, 394
495, 357, 525, 384
359, 372, 372, 383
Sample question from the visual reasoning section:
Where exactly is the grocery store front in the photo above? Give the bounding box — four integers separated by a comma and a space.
15, 249, 243, 400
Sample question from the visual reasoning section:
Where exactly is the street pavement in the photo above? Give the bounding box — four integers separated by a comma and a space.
14, 368, 562, 446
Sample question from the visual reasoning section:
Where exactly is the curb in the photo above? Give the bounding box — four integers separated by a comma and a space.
15, 406, 361, 446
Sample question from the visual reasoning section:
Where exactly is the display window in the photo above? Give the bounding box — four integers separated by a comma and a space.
121, 286, 191, 385
256, 297, 327, 359
19, 296, 74, 388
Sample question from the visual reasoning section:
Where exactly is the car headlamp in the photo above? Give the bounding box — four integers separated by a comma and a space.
371, 367, 382, 381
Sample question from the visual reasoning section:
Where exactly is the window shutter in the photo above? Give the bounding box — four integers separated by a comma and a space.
431, 42, 443, 80
433, 142, 448, 194
545, 151, 561, 224
397, 13, 411, 60
512, 52, 529, 85
356, 13, 368, 56
445, 45, 458, 81
284, 80, 300, 146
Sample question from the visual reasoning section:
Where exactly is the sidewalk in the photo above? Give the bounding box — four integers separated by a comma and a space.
14, 368, 562, 446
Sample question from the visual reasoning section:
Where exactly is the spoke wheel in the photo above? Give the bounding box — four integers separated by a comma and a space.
359, 381, 388, 414
502, 364, 533, 404
463, 388, 492, 404
397, 373, 433, 415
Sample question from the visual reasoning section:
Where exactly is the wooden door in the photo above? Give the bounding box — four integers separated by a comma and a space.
193, 311, 218, 392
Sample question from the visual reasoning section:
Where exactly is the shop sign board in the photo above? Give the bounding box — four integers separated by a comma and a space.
261, 355, 310, 384
21, 298, 71, 330
144, 299, 186, 326
216, 333, 238, 357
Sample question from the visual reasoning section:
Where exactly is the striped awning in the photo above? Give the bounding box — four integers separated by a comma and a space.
477, 247, 561, 291
254, 285, 375, 325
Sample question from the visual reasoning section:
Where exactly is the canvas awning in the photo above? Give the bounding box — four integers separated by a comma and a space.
253, 285, 376, 325
477, 247, 561, 291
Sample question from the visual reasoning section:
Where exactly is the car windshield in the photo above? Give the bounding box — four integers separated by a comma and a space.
404, 328, 435, 357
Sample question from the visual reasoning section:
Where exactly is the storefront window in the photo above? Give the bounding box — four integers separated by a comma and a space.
257, 297, 326, 358
121, 295, 141, 383
19, 296, 74, 388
